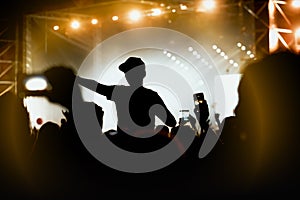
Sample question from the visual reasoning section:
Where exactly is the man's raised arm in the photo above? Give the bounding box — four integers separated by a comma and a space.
76, 76, 114, 99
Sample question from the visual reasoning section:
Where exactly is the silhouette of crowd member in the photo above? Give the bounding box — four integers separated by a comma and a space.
42, 66, 80, 155
233, 50, 300, 197
43, 66, 77, 111
77, 57, 177, 152
43, 65, 106, 160
28, 66, 105, 198
0, 92, 34, 197
202, 50, 300, 197
193, 93, 210, 136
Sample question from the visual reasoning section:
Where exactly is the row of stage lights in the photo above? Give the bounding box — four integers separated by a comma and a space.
51, 0, 217, 31
212, 44, 239, 68
211, 42, 256, 71
162, 46, 213, 70
48, 0, 300, 32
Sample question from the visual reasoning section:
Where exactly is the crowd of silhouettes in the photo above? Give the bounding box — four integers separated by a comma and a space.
1, 50, 300, 198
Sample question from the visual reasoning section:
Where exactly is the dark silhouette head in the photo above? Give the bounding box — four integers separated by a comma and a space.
119, 57, 146, 87
233, 50, 300, 194
43, 66, 76, 110
119, 57, 145, 73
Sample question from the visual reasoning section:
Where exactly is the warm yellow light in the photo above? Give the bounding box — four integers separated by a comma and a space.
71, 20, 80, 29
269, 26, 279, 53
151, 8, 162, 16
295, 28, 300, 49
295, 28, 300, 37
179, 4, 188, 10
25, 76, 48, 91
112, 15, 119, 21
292, 0, 300, 8
53, 25, 59, 31
269, 1, 275, 17
91, 18, 98, 25
203, 0, 216, 11
128, 10, 142, 21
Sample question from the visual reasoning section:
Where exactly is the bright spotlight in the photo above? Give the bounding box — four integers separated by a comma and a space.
295, 28, 300, 38
202, 0, 216, 11
70, 20, 80, 29
269, 26, 279, 53
295, 28, 300, 50
112, 15, 119, 21
151, 8, 162, 16
91, 18, 98, 25
180, 4, 188, 10
53, 25, 59, 31
129, 10, 142, 21
292, 0, 300, 8
24, 76, 48, 91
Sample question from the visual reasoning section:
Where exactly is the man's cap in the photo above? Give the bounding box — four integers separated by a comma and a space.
118, 57, 145, 73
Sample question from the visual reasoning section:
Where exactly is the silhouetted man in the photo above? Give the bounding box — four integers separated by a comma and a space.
77, 57, 177, 151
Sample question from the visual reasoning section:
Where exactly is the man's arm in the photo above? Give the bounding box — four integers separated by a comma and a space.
76, 76, 98, 90
76, 76, 114, 99
155, 95, 177, 127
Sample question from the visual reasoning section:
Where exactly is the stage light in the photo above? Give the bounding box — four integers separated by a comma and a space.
269, 26, 279, 52
24, 75, 48, 91
179, 4, 188, 10
202, 0, 216, 11
292, 0, 300, 8
268, 0, 276, 16
233, 63, 239, 68
70, 20, 80, 29
91, 18, 98, 25
53, 25, 59, 31
295, 28, 300, 50
128, 10, 142, 21
151, 8, 162, 16
112, 15, 119, 21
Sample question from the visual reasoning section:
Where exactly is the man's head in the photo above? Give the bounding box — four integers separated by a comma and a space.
119, 57, 146, 87
43, 66, 76, 110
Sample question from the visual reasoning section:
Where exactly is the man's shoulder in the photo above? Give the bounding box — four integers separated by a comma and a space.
139, 87, 158, 95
